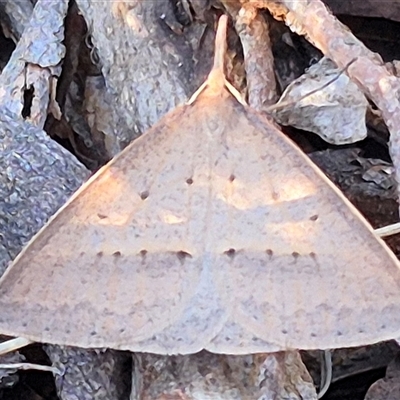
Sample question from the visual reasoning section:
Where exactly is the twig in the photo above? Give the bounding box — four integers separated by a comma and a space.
222, 1, 278, 108
375, 223, 400, 238
0, 362, 62, 375
0, 337, 33, 356
317, 350, 332, 399
266, 58, 357, 113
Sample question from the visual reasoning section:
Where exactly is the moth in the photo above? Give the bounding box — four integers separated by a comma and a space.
1, 15, 400, 355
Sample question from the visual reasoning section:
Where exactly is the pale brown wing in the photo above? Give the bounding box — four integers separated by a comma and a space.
0, 94, 233, 354
195, 99, 400, 353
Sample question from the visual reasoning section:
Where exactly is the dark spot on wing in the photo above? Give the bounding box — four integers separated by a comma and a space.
310, 215, 319, 221
292, 251, 300, 259
140, 191, 149, 200
113, 251, 122, 257
139, 250, 147, 257
186, 178, 193, 185
97, 213, 107, 219
176, 251, 192, 263
229, 174, 235, 182
224, 248, 236, 259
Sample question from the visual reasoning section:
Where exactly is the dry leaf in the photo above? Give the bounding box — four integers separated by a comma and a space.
365, 352, 400, 400
272, 57, 368, 145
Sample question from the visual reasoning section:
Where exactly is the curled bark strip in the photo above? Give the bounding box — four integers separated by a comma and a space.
262, 0, 400, 210
0, 0, 67, 126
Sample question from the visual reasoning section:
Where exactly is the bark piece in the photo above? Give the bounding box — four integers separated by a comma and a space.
365, 351, 400, 400
132, 351, 317, 400
47, 346, 131, 400
0, 0, 67, 127
0, 108, 87, 274
75, 0, 212, 144
309, 149, 396, 201
82, 75, 123, 159
0, 0, 33, 42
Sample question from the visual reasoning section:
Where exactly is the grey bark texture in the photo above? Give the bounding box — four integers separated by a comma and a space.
0, 0, 33, 41
0, 109, 87, 274
47, 346, 131, 400
75, 0, 214, 144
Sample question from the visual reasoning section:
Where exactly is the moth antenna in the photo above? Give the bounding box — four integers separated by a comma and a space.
188, 15, 246, 105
